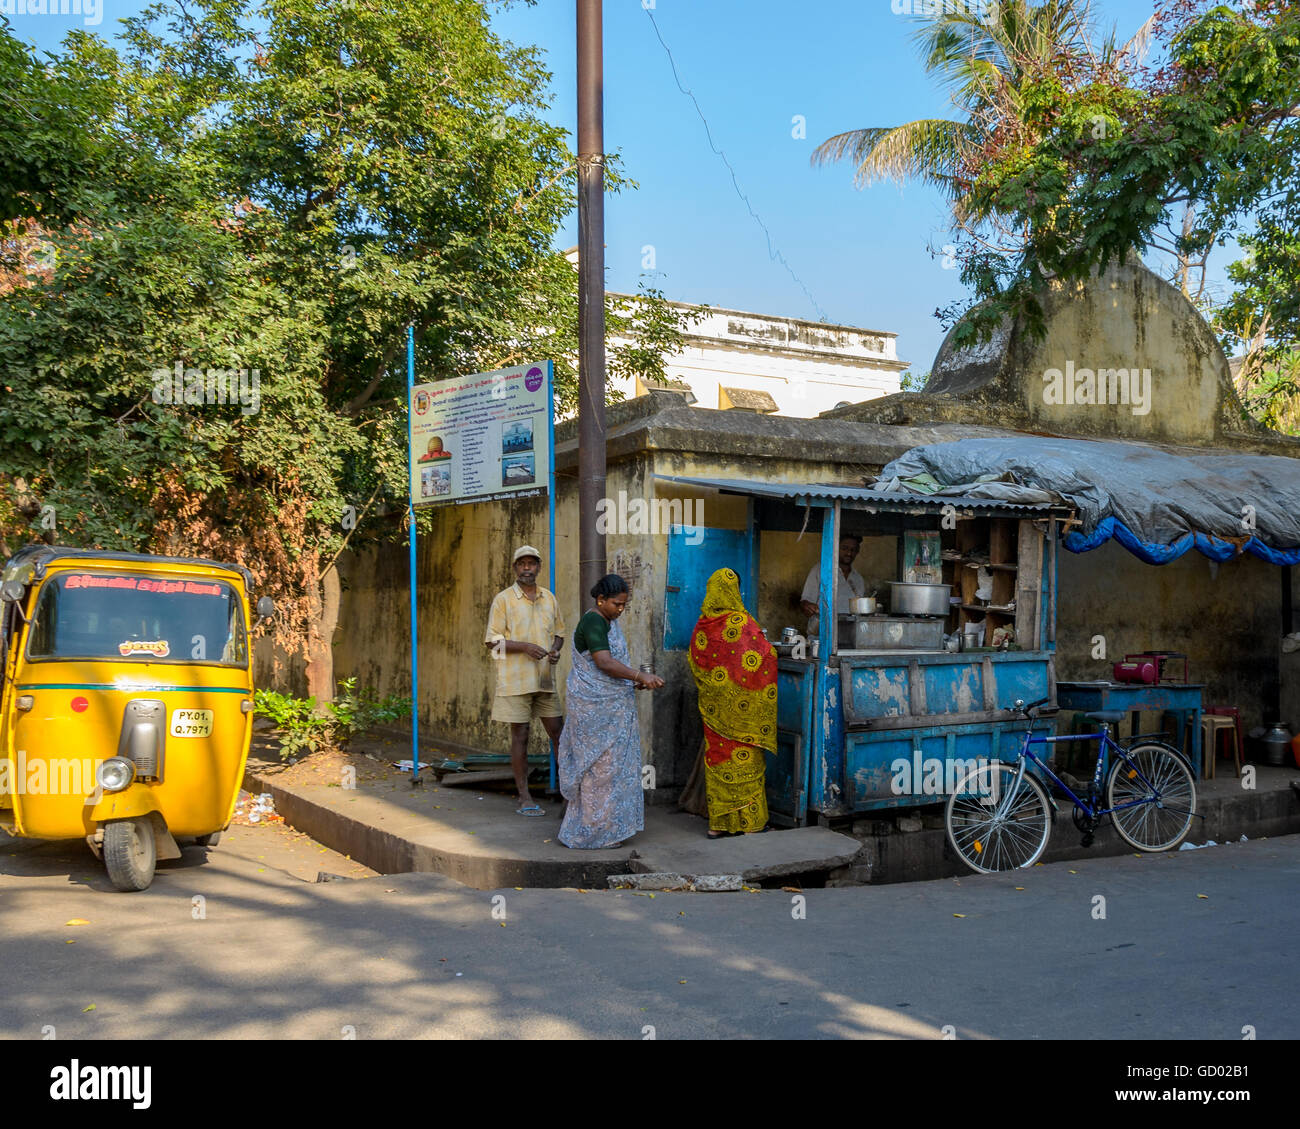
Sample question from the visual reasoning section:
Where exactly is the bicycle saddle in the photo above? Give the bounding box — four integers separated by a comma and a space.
1084, 710, 1126, 723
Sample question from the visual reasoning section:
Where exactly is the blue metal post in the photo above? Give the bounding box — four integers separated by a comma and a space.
809, 499, 838, 813
407, 325, 420, 782
547, 360, 558, 795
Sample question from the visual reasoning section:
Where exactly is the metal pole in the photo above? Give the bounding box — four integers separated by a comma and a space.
548, 360, 558, 795
577, 0, 607, 602
1048, 519, 1057, 646
407, 325, 421, 785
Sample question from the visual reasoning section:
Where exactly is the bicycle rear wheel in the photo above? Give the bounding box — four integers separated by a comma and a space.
945, 763, 1052, 874
1106, 742, 1197, 851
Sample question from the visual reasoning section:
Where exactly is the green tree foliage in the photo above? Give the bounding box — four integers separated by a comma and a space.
815, 1, 1300, 372
813, 1, 1154, 300
0, 1, 699, 682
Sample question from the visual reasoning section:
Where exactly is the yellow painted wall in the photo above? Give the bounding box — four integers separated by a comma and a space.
1056, 542, 1282, 735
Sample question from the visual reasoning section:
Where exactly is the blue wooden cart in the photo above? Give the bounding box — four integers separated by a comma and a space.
660, 477, 1074, 825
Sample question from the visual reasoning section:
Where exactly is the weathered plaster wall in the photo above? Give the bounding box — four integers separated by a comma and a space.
333, 488, 558, 755
1055, 542, 1283, 733
1018, 268, 1222, 442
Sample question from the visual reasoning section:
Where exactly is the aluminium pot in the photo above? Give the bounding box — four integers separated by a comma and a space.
1261, 723, 1292, 767
850, 596, 877, 615
890, 581, 951, 617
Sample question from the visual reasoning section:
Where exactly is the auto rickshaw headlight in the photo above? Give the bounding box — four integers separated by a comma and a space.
97, 757, 136, 793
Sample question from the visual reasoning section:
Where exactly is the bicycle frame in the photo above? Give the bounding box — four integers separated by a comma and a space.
992, 720, 1180, 822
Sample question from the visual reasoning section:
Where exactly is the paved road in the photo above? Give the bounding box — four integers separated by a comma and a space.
1, 826, 1296, 1040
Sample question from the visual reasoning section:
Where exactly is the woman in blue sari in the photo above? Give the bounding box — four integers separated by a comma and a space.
558, 574, 664, 849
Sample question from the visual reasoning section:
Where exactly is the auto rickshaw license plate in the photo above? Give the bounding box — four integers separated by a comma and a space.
170, 708, 214, 737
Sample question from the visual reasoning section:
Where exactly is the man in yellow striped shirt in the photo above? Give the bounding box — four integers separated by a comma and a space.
484, 545, 565, 815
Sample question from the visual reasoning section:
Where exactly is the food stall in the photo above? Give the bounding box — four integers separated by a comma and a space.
659, 477, 1075, 826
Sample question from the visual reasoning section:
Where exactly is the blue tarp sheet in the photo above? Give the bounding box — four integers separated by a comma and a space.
871, 437, 1300, 565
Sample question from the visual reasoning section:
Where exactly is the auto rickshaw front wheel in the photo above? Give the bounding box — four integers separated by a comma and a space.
102, 818, 157, 892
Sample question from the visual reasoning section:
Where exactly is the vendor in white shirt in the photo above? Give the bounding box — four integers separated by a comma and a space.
799, 533, 866, 636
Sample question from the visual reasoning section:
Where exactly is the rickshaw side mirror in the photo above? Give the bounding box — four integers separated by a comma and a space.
256, 596, 276, 620
0, 579, 25, 602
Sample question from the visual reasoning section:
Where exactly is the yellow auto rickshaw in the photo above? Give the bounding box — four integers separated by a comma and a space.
0, 545, 273, 890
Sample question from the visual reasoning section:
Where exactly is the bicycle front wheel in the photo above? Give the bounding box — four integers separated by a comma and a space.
945, 763, 1052, 874
1106, 742, 1197, 851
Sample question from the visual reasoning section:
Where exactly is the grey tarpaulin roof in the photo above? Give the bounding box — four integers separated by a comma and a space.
871, 437, 1300, 564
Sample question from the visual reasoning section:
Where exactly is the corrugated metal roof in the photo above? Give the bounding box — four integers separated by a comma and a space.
655, 475, 1067, 516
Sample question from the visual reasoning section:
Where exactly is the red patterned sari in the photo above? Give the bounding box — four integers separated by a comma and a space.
688, 568, 777, 833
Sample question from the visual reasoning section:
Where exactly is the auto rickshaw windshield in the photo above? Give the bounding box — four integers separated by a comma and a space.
26, 571, 248, 665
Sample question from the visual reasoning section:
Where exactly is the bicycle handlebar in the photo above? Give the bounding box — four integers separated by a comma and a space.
1011, 695, 1054, 715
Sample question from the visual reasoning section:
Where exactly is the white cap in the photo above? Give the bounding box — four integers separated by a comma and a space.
512, 545, 542, 565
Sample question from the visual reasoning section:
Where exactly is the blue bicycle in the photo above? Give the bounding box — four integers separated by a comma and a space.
944, 696, 1198, 874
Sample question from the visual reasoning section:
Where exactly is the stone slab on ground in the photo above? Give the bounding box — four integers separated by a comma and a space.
623, 812, 862, 881
607, 872, 744, 892
438, 769, 518, 789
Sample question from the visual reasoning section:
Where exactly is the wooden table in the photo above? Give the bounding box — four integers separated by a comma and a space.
1056, 681, 1204, 778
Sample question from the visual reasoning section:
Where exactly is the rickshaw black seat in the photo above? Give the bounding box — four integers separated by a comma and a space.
1085, 710, 1126, 724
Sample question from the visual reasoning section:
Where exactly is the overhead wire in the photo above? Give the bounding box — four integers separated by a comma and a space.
643, 7, 829, 323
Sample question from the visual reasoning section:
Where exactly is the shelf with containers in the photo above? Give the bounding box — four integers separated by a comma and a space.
940, 515, 1046, 649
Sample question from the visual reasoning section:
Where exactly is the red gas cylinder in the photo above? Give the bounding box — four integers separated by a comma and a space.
1113, 659, 1158, 684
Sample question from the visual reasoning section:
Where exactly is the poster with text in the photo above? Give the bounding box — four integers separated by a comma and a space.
410, 363, 551, 508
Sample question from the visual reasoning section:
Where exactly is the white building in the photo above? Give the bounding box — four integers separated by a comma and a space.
612, 295, 907, 418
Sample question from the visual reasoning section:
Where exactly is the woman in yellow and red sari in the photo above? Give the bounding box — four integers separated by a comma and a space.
688, 568, 778, 839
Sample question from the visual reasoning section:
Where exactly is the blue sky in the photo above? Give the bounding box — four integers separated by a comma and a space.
9, 0, 1228, 373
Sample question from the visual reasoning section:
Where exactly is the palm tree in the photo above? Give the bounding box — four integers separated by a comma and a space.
812, 0, 1153, 240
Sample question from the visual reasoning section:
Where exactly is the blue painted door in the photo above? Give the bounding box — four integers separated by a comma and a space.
768, 661, 812, 826
663, 526, 754, 650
